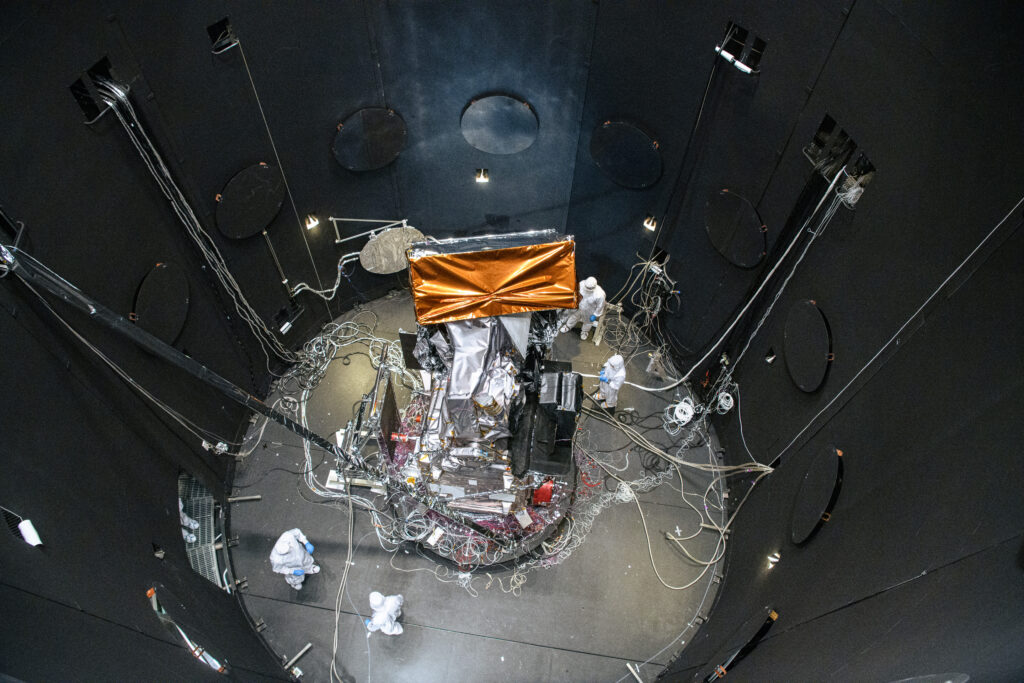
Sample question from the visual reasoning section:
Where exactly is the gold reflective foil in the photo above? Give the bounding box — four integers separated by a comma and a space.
409, 240, 578, 324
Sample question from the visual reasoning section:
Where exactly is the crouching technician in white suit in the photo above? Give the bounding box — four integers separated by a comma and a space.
269, 528, 320, 590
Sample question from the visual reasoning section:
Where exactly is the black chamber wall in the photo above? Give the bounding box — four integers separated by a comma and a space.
1, 1, 1022, 680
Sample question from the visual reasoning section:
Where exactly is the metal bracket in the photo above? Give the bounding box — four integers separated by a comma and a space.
0, 207, 28, 279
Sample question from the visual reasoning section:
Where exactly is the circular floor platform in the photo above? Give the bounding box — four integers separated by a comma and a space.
227, 291, 725, 682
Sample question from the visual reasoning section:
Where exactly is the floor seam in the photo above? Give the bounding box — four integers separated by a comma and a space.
242, 591, 670, 665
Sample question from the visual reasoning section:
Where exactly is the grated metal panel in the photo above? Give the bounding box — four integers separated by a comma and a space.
177, 473, 222, 588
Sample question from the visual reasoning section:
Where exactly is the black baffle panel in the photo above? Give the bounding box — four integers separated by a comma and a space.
790, 445, 843, 545
215, 163, 286, 240
705, 188, 766, 268
332, 108, 407, 172
461, 94, 539, 155
784, 300, 832, 393
589, 120, 662, 189
133, 262, 190, 345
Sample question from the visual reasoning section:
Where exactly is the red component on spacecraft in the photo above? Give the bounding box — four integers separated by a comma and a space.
532, 479, 555, 506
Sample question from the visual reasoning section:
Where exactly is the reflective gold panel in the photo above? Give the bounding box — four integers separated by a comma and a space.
409, 240, 578, 324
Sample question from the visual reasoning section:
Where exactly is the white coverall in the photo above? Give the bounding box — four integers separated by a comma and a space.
561, 277, 606, 339
365, 591, 404, 635
269, 528, 320, 590
179, 498, 199, 544
599, 354, 627, 409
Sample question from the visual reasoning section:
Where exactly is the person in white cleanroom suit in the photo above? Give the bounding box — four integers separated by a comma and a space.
269, 528, 320, 590
598, 354, 627, 410
365, 591, 404, 635
560, 277, 606, 340
179, 498, 200, 544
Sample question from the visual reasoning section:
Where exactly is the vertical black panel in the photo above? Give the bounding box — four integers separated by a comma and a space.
669, 0, 1024, 675
370, 1, 596, 235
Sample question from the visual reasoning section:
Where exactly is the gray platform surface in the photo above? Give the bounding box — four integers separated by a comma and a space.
230, 292, 723, 682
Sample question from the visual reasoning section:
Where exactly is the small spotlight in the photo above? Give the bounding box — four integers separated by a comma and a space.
475, 169, 489, 183
18, 519, 43, 546
643, 214, 658, 231
304, 214, 320, 230
767, 551, 781, 568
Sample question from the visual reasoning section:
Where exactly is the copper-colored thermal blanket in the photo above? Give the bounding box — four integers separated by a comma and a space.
409, 240, 578, 324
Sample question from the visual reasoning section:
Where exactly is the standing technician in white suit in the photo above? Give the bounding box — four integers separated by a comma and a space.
598, 354, 627, 410
269, 528, 320, 590
365, 591, 405, 636
560, 277, 606, 340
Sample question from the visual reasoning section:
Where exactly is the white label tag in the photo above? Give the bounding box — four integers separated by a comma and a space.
514, 509, 533, 528
425, 527, 445, 546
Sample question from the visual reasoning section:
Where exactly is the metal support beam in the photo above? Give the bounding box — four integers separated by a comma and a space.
0, 244, 503, 543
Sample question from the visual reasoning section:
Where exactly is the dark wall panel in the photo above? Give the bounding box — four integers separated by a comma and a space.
0, 583, 285, 682
107, 1, 403, 330
0, 293, 285, 680
3, 0, 1023, 679
670, 535, 1024, 682
372, 1, 596, 237
668, 0, 1024, 677
673, 223, 1023, 671
567, 1, 851, 349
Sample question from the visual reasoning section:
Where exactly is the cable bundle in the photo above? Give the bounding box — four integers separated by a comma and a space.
93, 79, 300, 368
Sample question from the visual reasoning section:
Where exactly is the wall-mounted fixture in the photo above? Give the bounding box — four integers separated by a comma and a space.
274, 301, 305, 334
475, 168, 490, 183
328, 217, 408, 246
643, 214, 658, 231
714, 45, 754, 73
766, 551, 780, 568
715, 22, 766, 75
2, 505, 42, 546
304, 214, 320, 230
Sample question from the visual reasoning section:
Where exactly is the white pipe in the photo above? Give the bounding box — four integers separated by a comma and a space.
329, 218, 407, 244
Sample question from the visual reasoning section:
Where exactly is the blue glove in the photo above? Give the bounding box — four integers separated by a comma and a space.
292, 569, 304, 576
589, 314, 598, 322
305, 542, 314, 554
599, 370, 607, 381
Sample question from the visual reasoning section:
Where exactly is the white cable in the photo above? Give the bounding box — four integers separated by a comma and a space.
17, 273, 235, 445
771, 191, 1024, 463
626, 168, 848, 392
330, 480, 355, 683
95, 80, 300, 367
236, 39, 327, 307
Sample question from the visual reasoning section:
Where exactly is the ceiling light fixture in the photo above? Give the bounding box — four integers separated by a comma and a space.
304, 214, 320, 230
643, 214, 658, 231
475, 168, 490, 183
